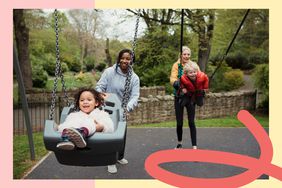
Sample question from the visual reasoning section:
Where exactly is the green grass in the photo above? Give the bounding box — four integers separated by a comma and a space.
133, 115, 269, 128
13, 132, 48, 179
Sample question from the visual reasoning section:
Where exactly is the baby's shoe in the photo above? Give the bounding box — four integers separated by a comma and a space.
64, 127, 87, 148
56, 141, 75, 150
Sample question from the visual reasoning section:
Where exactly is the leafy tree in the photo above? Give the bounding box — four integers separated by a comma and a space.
211, 9, 246, 57
67, 10, 103, 70
184, 9, 215, 72
134, 25, 181, 93
25, 9, 49, 29
252, 64, 269, 111
128, 9, 215, 72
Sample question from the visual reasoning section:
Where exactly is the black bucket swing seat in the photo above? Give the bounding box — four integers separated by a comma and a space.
44, 93, 127, 166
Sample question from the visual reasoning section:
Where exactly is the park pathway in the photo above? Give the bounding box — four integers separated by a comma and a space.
25, 127, 268, 179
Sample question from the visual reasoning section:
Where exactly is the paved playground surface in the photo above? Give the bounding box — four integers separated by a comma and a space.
25, 127, 268, 179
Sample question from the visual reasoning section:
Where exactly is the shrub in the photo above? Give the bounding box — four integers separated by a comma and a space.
141, 65, 170, 86
42, 54, 68, 76
95, 63, 107, 72
32, 65, 48, 88
208, 63, 231, 92
252, 64, 269, 112
61, 54, 81, 72
61, 62, 69, 73
209, 53, 222, 66
225, 52, 254, 70
68, 60, 81, 72
252, 64, 269, 93
208, 63, 244, 92
74, 72, 95, 87
249, 50, 268, 65
42, 54, 56, 75
84, 56, 96, 72
223, 69, 244, 90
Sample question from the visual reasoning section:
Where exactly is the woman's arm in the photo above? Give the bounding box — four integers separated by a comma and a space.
95, 68, 110, 93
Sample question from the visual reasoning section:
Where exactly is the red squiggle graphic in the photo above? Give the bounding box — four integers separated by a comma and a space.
145, 110, 282, 188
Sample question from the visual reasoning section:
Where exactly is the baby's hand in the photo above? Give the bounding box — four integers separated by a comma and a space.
94, 119, 104, 132
182, 88, 187, 94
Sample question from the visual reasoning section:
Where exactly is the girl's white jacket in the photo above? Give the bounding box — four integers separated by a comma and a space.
58, 108, 114, 135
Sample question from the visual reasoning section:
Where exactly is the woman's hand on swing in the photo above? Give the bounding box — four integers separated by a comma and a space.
101, 92, 109, 99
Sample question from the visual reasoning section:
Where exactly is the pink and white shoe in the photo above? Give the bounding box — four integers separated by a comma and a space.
64, 127, 87, 148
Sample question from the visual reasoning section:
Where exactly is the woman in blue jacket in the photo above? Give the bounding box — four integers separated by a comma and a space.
96, 49, 140, 173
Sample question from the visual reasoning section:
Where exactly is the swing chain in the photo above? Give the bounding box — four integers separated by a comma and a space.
121, 66, 133, 121
131, 9, 140, 62
49, 9, 70, 120
121, 9, 140, 121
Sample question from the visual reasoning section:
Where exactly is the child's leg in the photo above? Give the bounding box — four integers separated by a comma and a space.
195, 90, 205, 106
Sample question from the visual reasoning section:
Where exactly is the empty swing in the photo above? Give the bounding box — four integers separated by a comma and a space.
43, 9, 140, 166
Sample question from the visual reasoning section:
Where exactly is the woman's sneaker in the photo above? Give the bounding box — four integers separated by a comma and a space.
117, 158, 128, 165
175, 144, 182, 149
56, 141, 75, 150
107, 165, 117, 173
64, 127, 87, 148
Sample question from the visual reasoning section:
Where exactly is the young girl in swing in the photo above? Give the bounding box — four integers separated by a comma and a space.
56, 88, 114, 150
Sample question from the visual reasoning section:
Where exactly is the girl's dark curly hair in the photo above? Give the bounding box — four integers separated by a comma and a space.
74, 88, 104, 110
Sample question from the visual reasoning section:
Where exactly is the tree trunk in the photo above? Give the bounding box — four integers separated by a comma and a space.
197, 10, 215, 72
13, 9, 33, 90
198, 44, 211, 72
105, 38, 112, 67
80, 37, 85, 71
197, 27, 211, 72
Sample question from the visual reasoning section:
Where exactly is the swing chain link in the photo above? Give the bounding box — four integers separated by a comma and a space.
121, 67, 132, 121
131, 9, 140, 62
121, 9, 140, 121
49, 9, 70, 120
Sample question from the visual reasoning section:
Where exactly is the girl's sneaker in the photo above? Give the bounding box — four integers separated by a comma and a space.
56, 141, 75, 150
107, 165, 117, 173
64, 127, 87, 148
